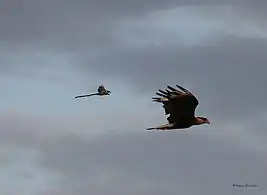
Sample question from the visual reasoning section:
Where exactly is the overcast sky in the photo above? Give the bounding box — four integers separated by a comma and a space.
1, 1, 267, 195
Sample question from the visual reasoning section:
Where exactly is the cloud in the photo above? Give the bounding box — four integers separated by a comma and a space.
76, 35, 267, 121
43, 134, 267, 195
2, 4, 266, 121
1, 3, 267, 195
0, 2, 266, 51
1, 114, 267, 195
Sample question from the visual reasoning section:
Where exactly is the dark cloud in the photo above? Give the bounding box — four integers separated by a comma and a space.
0, 1, 266, 50
1, 1, 266, 121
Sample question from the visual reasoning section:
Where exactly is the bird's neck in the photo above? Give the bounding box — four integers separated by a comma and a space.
193, 117, 203, 125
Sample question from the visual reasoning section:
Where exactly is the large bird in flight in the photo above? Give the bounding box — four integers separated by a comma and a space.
146, 84, 210, 130
74, 85, 111, 99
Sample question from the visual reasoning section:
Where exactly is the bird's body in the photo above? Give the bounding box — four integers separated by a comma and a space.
74, 85, 111, 99
97, 85, 111, 95
146, 84, 210, 131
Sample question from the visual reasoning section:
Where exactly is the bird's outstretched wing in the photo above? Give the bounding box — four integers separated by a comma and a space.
152, 85, 199, 123
74, 93, 99, 99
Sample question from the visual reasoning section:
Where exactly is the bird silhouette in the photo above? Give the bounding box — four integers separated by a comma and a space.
74, 85, 111, 99
146, 84, 210, 130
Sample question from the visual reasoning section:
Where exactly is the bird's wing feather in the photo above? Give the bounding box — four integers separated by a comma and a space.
152, 85, 199, 123
167, 96, 198, 123
166, 98, 196, 123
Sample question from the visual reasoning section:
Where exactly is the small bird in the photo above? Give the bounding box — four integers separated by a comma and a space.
146, 84, 210, 130
74, 85, 111, 99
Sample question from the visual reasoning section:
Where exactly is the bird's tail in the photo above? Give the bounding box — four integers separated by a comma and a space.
146, 127, 157, 130
146, 123, 174, 131
74, 93, 99, 99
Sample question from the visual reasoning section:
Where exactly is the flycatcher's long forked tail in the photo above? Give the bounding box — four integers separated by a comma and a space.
74, 93, 99, 99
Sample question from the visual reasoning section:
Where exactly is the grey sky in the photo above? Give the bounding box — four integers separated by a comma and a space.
1, 1, 267, 195
1, 115, 267, 195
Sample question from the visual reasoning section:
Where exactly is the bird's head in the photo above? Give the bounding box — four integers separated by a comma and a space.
197, 117, 210, 125
107, 90, 111, 94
